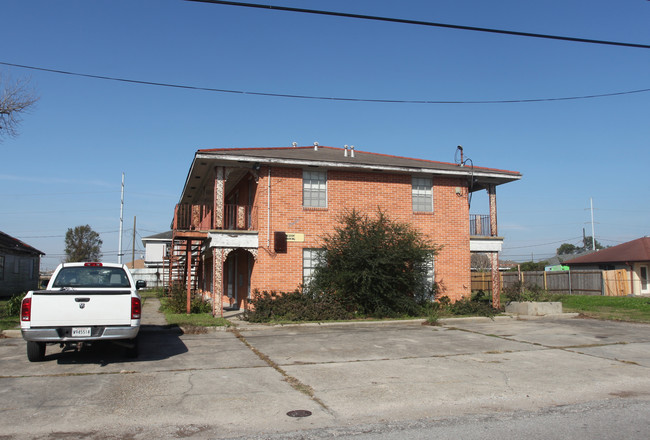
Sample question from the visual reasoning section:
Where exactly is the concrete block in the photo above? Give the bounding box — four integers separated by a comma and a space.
505, 301, 563, 316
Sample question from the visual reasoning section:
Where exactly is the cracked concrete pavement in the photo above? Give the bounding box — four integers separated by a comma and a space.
1, 299, 649, 439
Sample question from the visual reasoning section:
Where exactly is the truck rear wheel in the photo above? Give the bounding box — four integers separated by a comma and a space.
27, 341, 46, 362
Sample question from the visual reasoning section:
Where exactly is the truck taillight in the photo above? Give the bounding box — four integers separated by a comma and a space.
131, 297, 141, 320
21, 297, 32, 322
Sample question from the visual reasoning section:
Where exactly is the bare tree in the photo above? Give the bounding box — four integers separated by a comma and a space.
0, 74, 38, 141
471, 253, 491, 272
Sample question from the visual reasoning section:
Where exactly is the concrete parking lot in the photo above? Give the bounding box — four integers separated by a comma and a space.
1, 300, 649, 439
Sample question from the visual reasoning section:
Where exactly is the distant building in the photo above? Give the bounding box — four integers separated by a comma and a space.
563, 237, 650, 295
0, 231, 45, 297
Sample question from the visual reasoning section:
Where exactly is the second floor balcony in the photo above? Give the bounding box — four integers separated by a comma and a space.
174, 203, 258, 232
470, 214, 492, 237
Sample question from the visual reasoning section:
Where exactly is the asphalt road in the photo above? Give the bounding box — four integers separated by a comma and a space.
1, 304, 649, 439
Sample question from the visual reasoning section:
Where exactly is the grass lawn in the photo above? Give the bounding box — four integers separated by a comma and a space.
0, 299, 20, 330
162, 310, 230, 327
157, 295, 230, 328
0, 315, 19, 331
553, 295, 650, 323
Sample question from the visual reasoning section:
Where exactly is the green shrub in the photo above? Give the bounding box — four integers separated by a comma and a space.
162, 283, 212, 314
245, 289, 352, 323
502, 282, 552, 302
4, 293, 26, 317
307, 209, 439, 318
447, 296, 498, 318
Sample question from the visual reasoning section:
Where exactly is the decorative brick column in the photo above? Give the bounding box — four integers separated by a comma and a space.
488, 184, 501, 309
214, 166, 225, 229
490, 252, 501, 309
212, 248, 224, 317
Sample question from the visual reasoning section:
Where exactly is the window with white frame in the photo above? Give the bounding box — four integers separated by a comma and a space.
303, 170, 327, 208
303, 248, 325, 285
424, 253, 435, 292
412, 176, 433, 212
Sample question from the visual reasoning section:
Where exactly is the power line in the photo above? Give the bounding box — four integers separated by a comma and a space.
503, 236, 582, 250
2, 61, 649, 105
186, 0, 650, 50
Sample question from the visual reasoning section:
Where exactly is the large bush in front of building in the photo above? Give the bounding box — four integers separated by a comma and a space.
306, 209, 438, 318
245, 290, 352, 323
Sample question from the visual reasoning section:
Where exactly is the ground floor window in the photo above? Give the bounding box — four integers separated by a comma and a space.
423, 253, 436, 293
303, 248, 325, 285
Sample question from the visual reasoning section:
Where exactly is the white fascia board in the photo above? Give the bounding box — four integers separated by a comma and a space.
195, 153, 520, 181
470, 237, 504, 252
209, 231, 259, 248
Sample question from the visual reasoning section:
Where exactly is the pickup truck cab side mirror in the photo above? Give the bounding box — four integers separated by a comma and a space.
136, 280, 147, 290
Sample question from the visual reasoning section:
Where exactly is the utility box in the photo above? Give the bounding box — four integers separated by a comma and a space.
274, 231, 287, 253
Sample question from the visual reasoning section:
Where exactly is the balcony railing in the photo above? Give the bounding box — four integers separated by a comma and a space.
174, 204, 257, 231
224, 204, 258, 231
174, 204, 213, 231
470, 214, 492, 237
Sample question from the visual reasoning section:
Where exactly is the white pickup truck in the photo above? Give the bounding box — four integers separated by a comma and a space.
20, 262, 146, 362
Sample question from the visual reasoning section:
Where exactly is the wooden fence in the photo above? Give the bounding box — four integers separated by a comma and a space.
471, 269, 631, 296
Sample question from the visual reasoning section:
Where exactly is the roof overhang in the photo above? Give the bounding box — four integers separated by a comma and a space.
178, 147, 522, 204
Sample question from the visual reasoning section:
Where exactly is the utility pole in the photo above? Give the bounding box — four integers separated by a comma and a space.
118, 173, 125, 264
590, 197, 596, 251
132, 216, 136, 268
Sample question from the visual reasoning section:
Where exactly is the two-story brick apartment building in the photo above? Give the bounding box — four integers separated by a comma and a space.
168, 145, 521, 315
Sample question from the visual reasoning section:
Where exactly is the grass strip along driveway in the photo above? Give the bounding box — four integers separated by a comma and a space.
554, 295, 650, 323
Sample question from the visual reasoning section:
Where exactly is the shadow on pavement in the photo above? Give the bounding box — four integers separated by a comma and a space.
49, 325, 188, 366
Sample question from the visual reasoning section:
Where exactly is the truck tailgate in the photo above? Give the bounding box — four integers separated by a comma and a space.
30, 290, 133, 326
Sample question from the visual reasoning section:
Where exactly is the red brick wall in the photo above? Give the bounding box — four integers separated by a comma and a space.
247, 165, 470, 301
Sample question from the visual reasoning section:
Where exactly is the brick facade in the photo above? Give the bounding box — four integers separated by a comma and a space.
222, 164, 470, 305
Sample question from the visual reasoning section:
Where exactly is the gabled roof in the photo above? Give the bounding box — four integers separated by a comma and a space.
141, 231, 173, 248
563, 237, 650, 265
183, 145, 521, 204
0, 231, 45, 256
142, 231, 173, 241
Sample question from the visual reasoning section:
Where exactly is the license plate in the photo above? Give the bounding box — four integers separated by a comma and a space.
72, 327, 91, 337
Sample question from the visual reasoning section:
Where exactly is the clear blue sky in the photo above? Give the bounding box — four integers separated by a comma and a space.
2, 0, 649, 270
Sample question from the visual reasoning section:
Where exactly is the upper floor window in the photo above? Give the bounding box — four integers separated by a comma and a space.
303, 170, 327, 208
0, 256, 4, 281
412, 176, 433, 212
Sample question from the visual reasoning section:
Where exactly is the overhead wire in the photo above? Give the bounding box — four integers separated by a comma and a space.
1, 61, 649, 105
185, 0, 650, 49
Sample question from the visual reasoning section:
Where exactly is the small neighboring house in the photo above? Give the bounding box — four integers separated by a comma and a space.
123, 231, 174, 289
141, 231, 172, 268
563, 237, 650, 295
0, 231, 44, 297
168, 145, 521, 312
